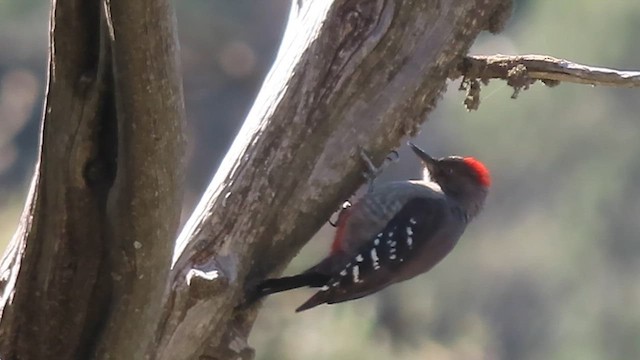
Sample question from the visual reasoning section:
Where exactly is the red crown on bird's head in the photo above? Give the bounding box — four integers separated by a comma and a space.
462, 157, 491, 188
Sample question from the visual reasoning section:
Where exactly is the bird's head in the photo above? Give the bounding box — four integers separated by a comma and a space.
409, 142, 490, 217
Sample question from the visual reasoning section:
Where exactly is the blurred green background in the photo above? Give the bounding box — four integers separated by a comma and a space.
1, 1, 639, 359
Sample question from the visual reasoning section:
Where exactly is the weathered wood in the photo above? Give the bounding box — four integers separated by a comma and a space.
0, 0, 512, 359
0, 0, 185, 359
460, 54, 640, 88
94, 0, 186, 359
455, 54, 640, 109
0, 1, 112, 358
155, 1, 512, 359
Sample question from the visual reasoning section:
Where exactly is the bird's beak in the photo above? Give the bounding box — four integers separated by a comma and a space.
408, 142, 437, 171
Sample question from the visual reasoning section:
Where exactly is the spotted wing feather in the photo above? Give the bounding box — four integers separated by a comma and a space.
296, 197, 448, 312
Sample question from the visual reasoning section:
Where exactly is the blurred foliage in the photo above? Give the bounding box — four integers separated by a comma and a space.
0, 1, 639, 359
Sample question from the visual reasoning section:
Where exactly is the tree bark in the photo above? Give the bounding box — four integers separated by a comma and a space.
0, 0, 511, 359
455, 54, 640, 110
0, 0, 185, 359
156, 1, 512, 359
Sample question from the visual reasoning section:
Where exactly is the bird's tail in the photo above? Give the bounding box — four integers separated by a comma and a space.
255, 272, 330, 298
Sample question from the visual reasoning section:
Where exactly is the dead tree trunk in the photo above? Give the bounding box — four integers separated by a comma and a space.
0, 0, 185, 358
0, 0, 512, 359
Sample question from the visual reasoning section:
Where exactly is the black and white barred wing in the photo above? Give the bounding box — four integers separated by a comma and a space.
297, 197, 448, 311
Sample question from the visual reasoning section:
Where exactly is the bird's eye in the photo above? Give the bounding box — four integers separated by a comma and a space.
445, 167, 454, 175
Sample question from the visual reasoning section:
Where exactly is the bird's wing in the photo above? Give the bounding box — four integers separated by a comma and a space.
297, 197, 449, 311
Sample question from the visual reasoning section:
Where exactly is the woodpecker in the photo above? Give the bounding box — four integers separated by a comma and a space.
256, 143, 491, 311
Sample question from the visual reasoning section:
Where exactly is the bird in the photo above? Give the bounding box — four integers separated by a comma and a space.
255, 142, 491, 311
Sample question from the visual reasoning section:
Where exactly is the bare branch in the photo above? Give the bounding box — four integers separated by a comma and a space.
95, 0, 186, 358
454, 54, 640, 110
152, 0, 513, 359
0, 0, 514, 358
455, 54, 640, 109
0, 0, 185, 358
460, 54, 640, 86
0, 1, 113, 358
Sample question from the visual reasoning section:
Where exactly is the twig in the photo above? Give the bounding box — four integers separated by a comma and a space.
455, 54, 640, 110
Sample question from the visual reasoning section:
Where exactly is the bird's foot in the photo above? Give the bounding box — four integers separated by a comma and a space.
359, 148, 399, 192
329, 200, 352, 227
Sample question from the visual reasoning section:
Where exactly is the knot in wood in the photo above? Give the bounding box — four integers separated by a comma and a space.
336, 1, 380, 39
343, 9, 363, 35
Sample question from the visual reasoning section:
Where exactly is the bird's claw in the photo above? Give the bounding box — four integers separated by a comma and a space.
359, 149, 379, 175
329, 200, 352, 227
359, 148, 399, 192
359, 149, 380, 192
